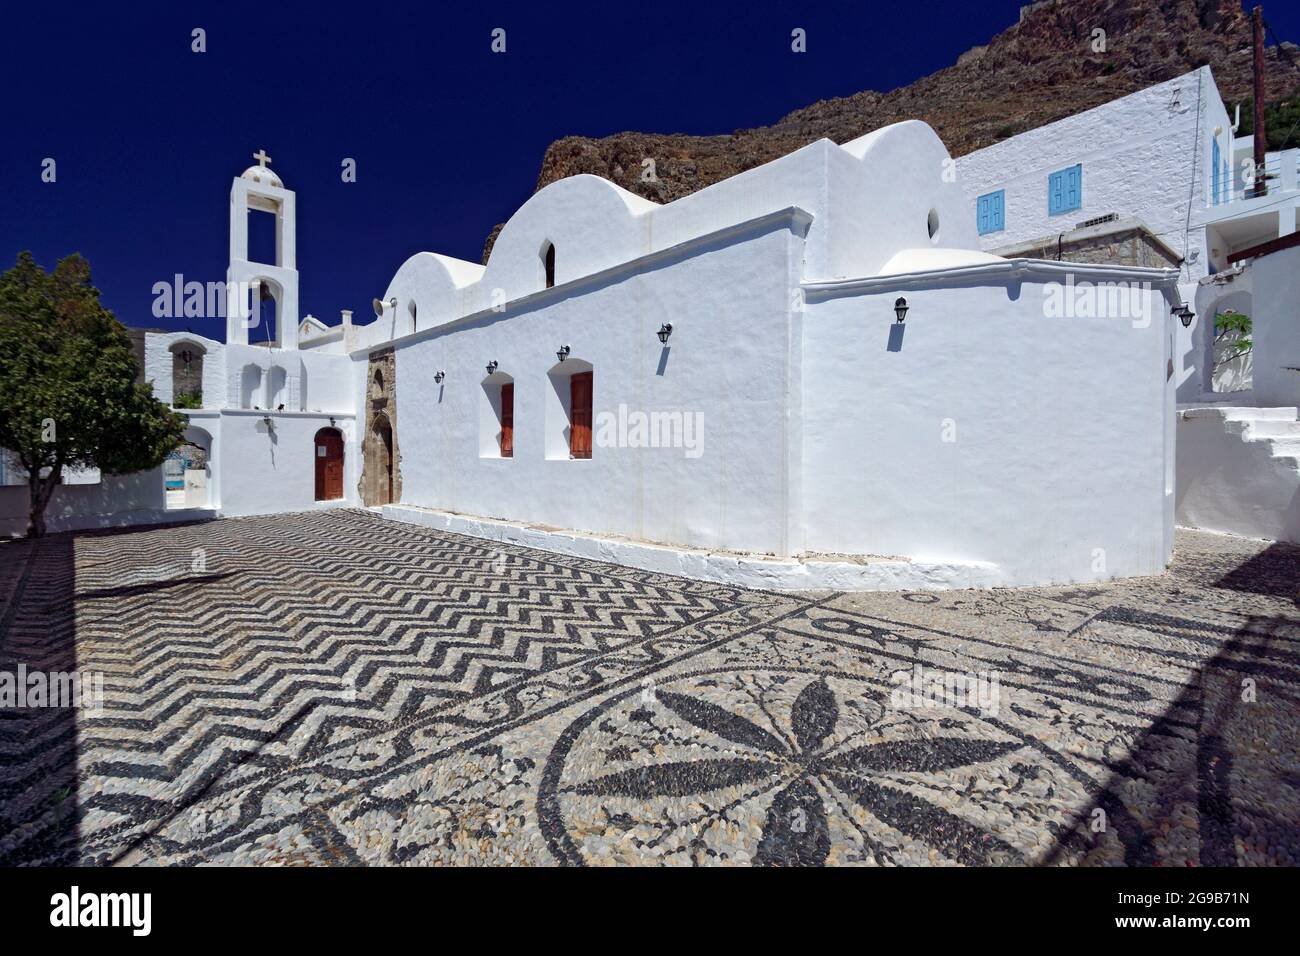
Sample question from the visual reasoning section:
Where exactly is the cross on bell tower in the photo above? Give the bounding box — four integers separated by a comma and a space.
226, 150, 300, 350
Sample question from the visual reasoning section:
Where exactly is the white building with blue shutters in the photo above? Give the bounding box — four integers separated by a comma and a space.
958, 67, 1300, 544
957, 66, 1299, 401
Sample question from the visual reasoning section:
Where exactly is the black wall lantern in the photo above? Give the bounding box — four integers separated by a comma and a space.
1173, 304, 1194, 328
894, 297, 909, 323
434, 370, 445, 384
485, 360, 498, 377
556, 345, 571, 363
657, 323, 673, 344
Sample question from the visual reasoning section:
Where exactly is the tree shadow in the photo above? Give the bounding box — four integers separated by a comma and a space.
0, 532, 80, 864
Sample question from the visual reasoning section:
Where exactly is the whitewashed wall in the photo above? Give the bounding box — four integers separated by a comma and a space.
801, 267, 1177, 584
144, 331, 227, 407
1250, 244, 1300, 407
0, 470, 173, 536
391, 222, 804, 556
213, 411, 358, 517
957, 67, 1231, 402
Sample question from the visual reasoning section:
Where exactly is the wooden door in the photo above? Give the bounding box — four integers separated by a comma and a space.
500, 383, 514, 458
315, 429, 344, 500
570, 371, 592, 459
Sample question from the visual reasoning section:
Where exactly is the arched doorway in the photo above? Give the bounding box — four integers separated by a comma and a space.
314, 427, 344, 501
164, 427, 212, 509
365, 413, 394, 505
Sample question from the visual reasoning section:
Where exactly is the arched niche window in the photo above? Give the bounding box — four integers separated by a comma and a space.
480, 370, 515, 458
169, 341, 206, 408
542, 241, 556, 289
240, 364, 264, 409
268, 365, 288, 410
545, 358, 593, 460
371, 368, 385, 399
408, 299, 418, 332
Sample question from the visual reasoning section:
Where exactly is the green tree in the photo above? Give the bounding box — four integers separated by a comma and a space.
0, 252, 186, 537
1213, 309, 1253, 369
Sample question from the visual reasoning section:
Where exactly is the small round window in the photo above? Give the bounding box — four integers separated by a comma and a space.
927, 208, 940, 242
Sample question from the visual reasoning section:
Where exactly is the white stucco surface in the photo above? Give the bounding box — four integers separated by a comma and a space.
1176, 406, 1300, 542
957, 67, 1232, 404
1249, 245, 1300, 408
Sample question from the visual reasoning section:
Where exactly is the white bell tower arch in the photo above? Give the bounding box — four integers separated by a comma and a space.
227, 149, 299, 350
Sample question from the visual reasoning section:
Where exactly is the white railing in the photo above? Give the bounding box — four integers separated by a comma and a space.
1213, 151, 1300, 206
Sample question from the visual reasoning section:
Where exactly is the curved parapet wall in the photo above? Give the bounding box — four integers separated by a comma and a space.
362, 120, 988, 350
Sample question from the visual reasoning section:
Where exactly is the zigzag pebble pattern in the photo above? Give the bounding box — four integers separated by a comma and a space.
0, 509, 794, 865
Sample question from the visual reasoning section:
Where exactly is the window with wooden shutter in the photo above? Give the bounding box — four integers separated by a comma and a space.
1048, 164, 1082, 215
977, 190, 1004, 235
569, 371, 592, 459
500, 382, 514, 457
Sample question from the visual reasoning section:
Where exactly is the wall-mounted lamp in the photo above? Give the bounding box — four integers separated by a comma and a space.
371, 296, 397, 317
657, 323, 673, 344
556, 345, 571, 363
262, 415, 274, 429
434, 370, 445, 384
1172, 304, 1195, 328
485, 360, 498, 377
329, 416, 336, 427
894, 297, 909, 323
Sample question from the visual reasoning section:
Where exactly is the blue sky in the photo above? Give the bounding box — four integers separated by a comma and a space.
0, 0, 1291, 340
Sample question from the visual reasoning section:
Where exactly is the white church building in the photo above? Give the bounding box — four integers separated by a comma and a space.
2, 123, 1192, 589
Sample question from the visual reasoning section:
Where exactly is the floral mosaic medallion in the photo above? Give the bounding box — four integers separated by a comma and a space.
539, 668, 1034, 866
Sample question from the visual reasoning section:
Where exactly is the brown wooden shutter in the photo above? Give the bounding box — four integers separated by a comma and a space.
570, 371, 592, 459
500, 382, 514, 458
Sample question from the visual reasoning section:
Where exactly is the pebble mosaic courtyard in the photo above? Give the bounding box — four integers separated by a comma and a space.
0, 509, 1296, 866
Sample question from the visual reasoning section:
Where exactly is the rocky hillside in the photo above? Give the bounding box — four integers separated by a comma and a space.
483, 0, 1300, 260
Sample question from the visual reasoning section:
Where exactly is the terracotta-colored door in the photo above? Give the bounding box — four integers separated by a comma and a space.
570, 371, 592, 459
315, 428, 344, 500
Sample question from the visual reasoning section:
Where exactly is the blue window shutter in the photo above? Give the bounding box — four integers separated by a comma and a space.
976, 190, 1005, 235
1048, 165, 1081, 215
1212, 139, 1221, 205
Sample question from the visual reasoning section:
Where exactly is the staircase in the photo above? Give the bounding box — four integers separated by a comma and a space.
1176, 406, 1300, 543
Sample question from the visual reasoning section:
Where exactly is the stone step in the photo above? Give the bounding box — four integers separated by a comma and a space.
1268, 439, 1300, 462
1246, 419, 1300, 437
1178, 405, 1298, 424
1223, 406, 1299, 423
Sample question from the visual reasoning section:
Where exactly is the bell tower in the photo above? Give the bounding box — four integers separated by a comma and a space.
227, 149, 299, 349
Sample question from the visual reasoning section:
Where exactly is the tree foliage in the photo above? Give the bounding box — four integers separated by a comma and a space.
1213, 309, 1253, 370
0, 251, 186, 536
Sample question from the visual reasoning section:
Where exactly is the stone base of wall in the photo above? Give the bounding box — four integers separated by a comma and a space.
382, 504, 1006, 592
